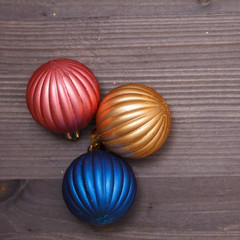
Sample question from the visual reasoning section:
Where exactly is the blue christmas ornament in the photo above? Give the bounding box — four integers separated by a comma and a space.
62, 150, 137, 225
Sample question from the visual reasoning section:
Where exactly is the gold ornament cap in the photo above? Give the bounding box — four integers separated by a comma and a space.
88, 129, 105, 152
96, 83, 171, 159
65, 131, 80, 140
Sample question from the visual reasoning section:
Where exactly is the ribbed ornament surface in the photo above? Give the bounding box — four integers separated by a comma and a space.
96, 83, 171, 159
26, 59, 100, 134
62, 150, 137, 225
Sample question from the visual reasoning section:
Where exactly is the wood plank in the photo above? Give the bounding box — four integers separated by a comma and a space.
0, 0, 240, 20
1, 233, 240, 240
2, 233, 240, 240
0, 14, 240, 179
1, 177, 240, 239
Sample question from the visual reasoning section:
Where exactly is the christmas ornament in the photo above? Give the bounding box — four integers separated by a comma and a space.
26, 58, 100, 140
62, 149, 137, 225
96, 83, 171, 159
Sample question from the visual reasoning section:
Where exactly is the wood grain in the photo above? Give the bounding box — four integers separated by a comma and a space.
0, 14, 240, 179
0, 0, 240, 20
1, 0, 240, 239
1, 177, 240, 239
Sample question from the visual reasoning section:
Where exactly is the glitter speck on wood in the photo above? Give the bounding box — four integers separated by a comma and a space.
0, 183, 7, 193
199, 0, 211, 6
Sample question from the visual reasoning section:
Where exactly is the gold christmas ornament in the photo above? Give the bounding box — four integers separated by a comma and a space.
96, 83, 171, 159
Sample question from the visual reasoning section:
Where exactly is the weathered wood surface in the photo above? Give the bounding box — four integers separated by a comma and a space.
1, 177, 240, 239
0, 0, 240, 20
1, 13, 240, 179
0, 0, 240, 239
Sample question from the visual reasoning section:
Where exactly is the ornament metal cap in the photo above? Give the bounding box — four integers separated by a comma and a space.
88, 129, 105, 151
65, 131, 80, 141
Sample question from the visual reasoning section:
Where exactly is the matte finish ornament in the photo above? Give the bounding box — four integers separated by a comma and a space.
62, 150, 137, 225
26, 59, 100, 139
96, 83, 171, 159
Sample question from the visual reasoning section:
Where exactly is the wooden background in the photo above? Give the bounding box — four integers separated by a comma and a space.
0, 0, 240, 239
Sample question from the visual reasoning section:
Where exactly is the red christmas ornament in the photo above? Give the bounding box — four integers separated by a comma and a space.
26, 59, 100, 139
